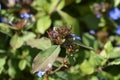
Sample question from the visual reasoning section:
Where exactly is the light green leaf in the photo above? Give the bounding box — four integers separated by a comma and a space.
22, 32, 36, 41
10, 34, 24, 49
32, 45, 61, 73
89, 51, 105, 67
109, 58, 120, 66
80, 60, 94, 75
18, 60, 27, 70
0, 56, 6, 74
36, 16, 51, 34
0, 56, 6, 67
0, 23, 13, 36
114, 0, 120, 7
104, 41, 113, 54
109, 47, 120, 59
49, 0, 65, 14
26, 37, 52, 50
8, 67, 16, 78
58, 10, 80, 35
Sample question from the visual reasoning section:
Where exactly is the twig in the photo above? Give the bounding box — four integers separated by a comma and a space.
50, 55, 68, 74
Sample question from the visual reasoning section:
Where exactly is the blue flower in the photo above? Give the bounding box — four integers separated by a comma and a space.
89, 30, 95, 35
0, 3, 1, 10
96, 14, 101, 18
20, 12, 32, 19
37, 71, 46, 77
71, 34, 81, 40
0, 17, 4, 22
109, 8, 120, 20
116, 25, 120, 35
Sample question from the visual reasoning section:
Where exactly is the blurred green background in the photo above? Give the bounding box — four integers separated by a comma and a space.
1, 0, 120, 80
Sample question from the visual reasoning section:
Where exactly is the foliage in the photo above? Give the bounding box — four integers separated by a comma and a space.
0, 0, 120, 80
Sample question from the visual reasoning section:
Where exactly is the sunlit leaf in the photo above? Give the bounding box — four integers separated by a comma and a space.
80, 60, 94, 75
109, 47, 120, 59
109, 58, 120, 65
27, 37, 52, 50
114, 0, 120, 7
0, 23, 13, 36
0, 56, 6, 74
32, 45, 61, 73
36, 16, 51, 34
22, 32, 36, 41
10, 34, 24, 49
104, 41, 113, 54
18, 60, 27, 70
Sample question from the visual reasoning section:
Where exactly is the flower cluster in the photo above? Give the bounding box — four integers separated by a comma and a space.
47, 26, 81, 53
93, 2, 109, 18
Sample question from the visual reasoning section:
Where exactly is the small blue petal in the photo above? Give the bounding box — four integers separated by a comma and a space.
20, 12, 32, 19
0, 3, 1, 10
96, 14, 101, 18
71, 34, 76, 37
89, 30, 95, 35
71, 34, 81, 40
116, 25, 120, 35
109, 8, 120, 20
75, 36, 81, 40
0, 17, 4, 22
37, 71, 46, 77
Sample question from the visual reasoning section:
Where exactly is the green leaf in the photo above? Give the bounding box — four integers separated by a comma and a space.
18, 60, 27, 70
109, 47, 120, 59
114, 0, 120, 7
80, 60, 94, 75
26, 37, 52, 50
32, 45, 61, 73
82, 33, 95, 47
10, 34, 24, 49
89, 51, 105, 67
8, 67, 16, 78
104, 41, 113, 54
22, 32, 36, 42
49, 0, 65, 14
109, 58, 120, 66
58, 10, 80, 35
0, 23, 13, 36
0, 56, 6, 74
36, 16, 51, 34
